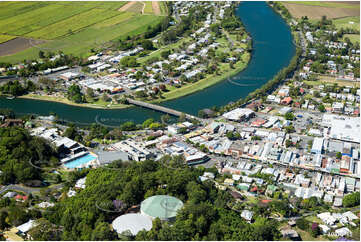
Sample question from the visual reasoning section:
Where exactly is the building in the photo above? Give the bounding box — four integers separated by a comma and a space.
322, 114, 360, 143
278, 107, 292, 115
222, 108, 255, 121
111, 213, 153, 236
311, 138, 324, 154
140, 195, 183, 221
59, 72, 80, 81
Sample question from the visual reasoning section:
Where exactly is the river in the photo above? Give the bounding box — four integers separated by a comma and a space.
0, 1, 295, 125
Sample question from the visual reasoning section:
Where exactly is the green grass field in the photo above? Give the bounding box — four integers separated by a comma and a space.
144, 2, 154, 14
290, 1, 360, 9
333, 16, 360, 44
0, 1, 166, 63
0, 34, 16, 44
343, 34, 360, 43
334, 16, 360, 31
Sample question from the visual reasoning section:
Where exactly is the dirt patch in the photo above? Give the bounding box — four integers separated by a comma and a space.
152, 1, 161, 15
118, 1, 144, 14
0, 37, 45, 56
118, 1, 136, 12
283, 3, 360, 19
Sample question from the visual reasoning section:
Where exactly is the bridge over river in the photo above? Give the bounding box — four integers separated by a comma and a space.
126, 98, 204, 122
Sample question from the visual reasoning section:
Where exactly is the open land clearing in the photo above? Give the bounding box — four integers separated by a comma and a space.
0, 1, 166, 63
0, 38, 45, 56
333, 16, 360, 44
119, 1, 144, 14
305, 74, 360, 88
283, 1, 359, 19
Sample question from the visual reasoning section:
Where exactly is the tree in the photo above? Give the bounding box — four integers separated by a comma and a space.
161, 50, 171, 59
296, 218, 309, 231
343, 192, 360, 207
86, 88, 94, 98
38, 50, 45, 59
318, 104, 325, 112
142, 118, 154, 128
336, 152, 342, 159
141, 40, 154, 50
284, 112, 294, 120
161, 114, 171, 124
149, 122, 162, 130
285, 139, 292, 148
120, 121, 137, 131
91, 222, 118, 240
67, 84, 84, 103
178, 113, 186, 122
28, 218, 62, 241
0, 211, 8, 230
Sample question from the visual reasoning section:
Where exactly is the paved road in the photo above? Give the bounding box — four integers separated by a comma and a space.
0, 183, 64, 195
0, 185, 40, 195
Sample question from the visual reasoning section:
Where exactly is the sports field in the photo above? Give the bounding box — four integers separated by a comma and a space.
283, 1, 359, 19
0, 1, 166, 63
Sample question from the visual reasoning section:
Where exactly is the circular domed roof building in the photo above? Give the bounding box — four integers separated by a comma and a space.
140, 195, 184, 221
111, 213, 152, 236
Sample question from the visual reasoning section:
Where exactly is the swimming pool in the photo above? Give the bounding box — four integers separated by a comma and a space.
64, 153, 97, 169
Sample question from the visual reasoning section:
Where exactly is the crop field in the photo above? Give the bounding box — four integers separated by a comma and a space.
0, 34, 16, 44
283, 1, 359, 19
144, 1, 154, 14
0, 1, 166, 63
26, 8, 119, 39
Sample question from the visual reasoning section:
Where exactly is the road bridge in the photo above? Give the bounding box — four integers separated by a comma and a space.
126, 98, 203, 122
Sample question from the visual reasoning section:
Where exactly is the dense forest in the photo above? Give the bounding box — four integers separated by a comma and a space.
0, 127, 58, 184
42, 156, 280, 241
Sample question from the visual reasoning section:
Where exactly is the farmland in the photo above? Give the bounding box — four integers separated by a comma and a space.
283, 1, 359, 19
0, 34, 16, 44
0, 1, 166, 63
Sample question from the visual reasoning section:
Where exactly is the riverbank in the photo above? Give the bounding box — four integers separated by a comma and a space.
19, 94, 131, 109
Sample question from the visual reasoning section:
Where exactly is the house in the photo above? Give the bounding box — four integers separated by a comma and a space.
335, 227, 352, 237
281, 97, 293, 105
224, 178, 234, 186
319, 224, 330, 234
281, 229, 299, 239
16, 220, 37, 239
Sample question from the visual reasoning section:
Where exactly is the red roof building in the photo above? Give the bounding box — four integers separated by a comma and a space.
281, 97, 293, 105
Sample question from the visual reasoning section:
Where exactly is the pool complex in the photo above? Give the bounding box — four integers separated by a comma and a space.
64, 153, 97, 169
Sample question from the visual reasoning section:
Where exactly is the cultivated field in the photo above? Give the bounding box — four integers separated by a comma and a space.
0, 1, 166, 63
0, 34, 16, 44
283, 1, 360, 19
